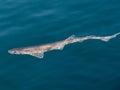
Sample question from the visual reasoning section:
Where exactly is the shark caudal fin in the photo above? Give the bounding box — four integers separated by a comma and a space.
101, 32, 120, 42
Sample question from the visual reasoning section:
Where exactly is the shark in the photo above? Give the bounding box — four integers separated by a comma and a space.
8, 32, 120, 58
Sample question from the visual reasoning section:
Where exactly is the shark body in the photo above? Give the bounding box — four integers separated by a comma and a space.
8, 32, 120, 58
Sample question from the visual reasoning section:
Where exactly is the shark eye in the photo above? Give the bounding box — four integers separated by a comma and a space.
12, 51, 16, 53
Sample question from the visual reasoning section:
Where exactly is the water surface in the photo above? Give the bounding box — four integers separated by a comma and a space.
0, 0, 120, 90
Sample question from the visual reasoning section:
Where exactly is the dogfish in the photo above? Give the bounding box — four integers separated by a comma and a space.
8, 32, 120, 58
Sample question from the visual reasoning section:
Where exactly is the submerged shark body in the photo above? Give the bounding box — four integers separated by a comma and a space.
8, 32, 120, 58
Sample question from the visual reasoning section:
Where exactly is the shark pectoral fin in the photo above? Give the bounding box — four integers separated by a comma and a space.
31, 52, 44, 58
57, 45, 64, 50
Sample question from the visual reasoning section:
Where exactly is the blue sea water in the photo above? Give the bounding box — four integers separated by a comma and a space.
0, 0, 120, 90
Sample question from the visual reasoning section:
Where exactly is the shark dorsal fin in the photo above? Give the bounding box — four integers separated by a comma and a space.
31, 52, 44, 58
65, 35, 75, 41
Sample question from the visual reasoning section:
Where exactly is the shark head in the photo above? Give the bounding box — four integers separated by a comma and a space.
8, 48, 33, 55
8, 47, 45, 58
8, 49, 21, 54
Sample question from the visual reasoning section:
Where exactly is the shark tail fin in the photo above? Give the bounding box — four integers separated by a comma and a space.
101, 32, 120, 42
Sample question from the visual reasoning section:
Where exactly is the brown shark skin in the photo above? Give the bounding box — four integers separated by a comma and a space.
8, 40, 66, 55
8, 32, 120, 58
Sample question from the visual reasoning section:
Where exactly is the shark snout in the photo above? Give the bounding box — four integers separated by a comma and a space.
8, 49, 20, 54
8, 50, 15, 54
